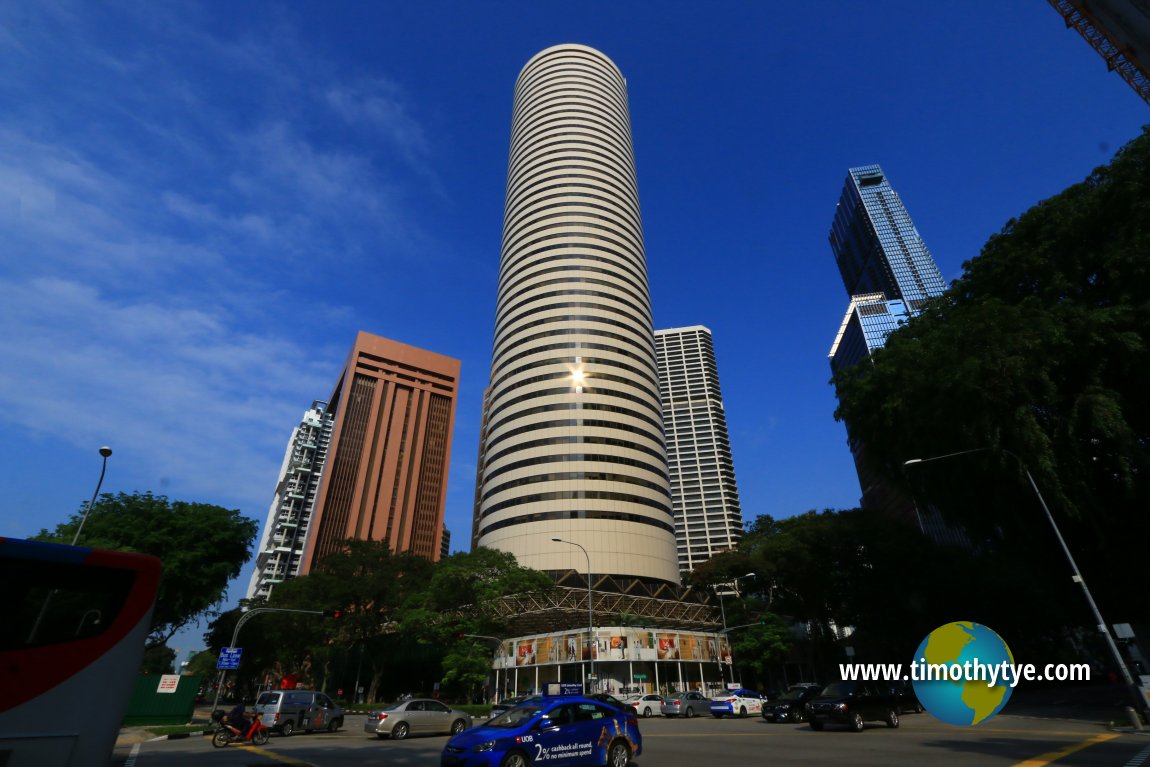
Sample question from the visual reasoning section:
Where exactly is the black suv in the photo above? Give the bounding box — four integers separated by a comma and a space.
805, 681, 900, 732
762, 683, 822, 723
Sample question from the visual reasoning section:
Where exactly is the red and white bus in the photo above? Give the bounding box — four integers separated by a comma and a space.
0, 537, 161, 767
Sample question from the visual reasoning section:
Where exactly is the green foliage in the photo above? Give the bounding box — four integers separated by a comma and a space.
202, 543, 552, 701
727, 509, 1068, 676
185, 650, 219, 679
729, 614, 792, 682
140, 644, 176, 675
34, 491, 258, 647
440, 637, 497, 697
833, 128, 1150, 622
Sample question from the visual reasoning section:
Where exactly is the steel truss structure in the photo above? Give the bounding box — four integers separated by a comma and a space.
1048, 0, 1150, 105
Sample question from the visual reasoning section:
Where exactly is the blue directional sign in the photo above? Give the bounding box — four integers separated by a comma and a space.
217, 647, 243, 670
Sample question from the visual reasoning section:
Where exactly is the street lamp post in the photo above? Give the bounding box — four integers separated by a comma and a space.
26, 447, 114, 644
463, 634, 507, 702
905, 447, 1145, 714
552, 538, 594, 687
72, 446, 112, 546
210, 607, 326, 714
715, 572, 755, 685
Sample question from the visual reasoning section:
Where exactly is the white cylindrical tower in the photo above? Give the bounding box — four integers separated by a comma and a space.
475, 44, 679, 584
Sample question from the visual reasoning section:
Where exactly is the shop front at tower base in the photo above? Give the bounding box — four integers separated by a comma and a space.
492, 626, 737, 701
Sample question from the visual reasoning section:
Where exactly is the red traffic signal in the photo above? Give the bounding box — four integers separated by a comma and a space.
323, 609, 342, 619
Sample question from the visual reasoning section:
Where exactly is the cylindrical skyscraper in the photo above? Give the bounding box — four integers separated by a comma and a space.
475, 44, 679, 585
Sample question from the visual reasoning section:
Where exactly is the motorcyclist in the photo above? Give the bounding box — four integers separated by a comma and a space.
225, 700, 250, 737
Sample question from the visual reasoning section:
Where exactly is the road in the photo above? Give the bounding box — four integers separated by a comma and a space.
112, 711, 1150, 766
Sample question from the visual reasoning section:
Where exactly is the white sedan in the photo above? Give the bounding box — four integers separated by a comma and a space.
625, 694, 665, 717
709, 688, 764, 718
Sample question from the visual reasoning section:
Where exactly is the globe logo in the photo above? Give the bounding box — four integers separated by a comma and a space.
912, 621, 1014, 726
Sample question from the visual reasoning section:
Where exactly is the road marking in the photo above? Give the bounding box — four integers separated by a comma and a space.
241, 745, 319, 766
1010, 733, 1120, 766
124, 743, 141, 767
1125, 744, 1150, 767
646, 728, 1103, 738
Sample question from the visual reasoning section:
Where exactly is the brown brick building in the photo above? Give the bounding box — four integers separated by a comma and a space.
301, 331, 460, 572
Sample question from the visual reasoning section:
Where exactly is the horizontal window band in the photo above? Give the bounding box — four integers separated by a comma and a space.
485, 400, 664, 440
494, 302, 652, 351
491, 338, 658, 382
481, 470, 670, 503
479, 488, 672, 519
485, 379, 661, 425
490, 353, 659, 393
482, 433, 667, 468
482, 450, 669, 486
477, 509, 676, 539
492, 325, 655, 373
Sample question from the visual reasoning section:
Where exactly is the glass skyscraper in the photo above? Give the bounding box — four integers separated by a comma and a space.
829, 165, 946, 372
828, 166, 966, 545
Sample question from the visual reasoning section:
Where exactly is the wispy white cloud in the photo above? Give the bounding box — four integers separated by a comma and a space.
0, 0, 443, 517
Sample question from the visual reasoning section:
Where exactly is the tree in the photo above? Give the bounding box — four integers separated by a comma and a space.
441, 637, 497, 702
185, 650, 220, 680
728, 614, 793, 691
722, 509, 1068, 680
141, 644, 176, 675
833, 128, 1150, 623
35, 491, 259, 648
265, 540, 435, 701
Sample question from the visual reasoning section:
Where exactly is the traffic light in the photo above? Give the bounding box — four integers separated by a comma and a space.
322, 609, 342, 619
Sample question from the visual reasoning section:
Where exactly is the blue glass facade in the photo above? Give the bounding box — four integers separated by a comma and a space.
829, 293, 912, 373
828, 165, 946, 374
828, 166, 970, 547
829, 165, 946, 313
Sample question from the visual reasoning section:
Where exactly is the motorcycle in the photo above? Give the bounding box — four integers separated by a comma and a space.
211, 710, 270, 747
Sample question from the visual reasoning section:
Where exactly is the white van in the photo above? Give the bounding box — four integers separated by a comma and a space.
252, 689, 344, 736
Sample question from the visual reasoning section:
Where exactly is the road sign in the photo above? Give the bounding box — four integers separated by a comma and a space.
217, 647, 243, 670
634, 674, 647, 680
156, 674, 181, 693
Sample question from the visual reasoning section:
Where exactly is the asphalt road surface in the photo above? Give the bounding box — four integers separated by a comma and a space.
111, 711, 1150, 767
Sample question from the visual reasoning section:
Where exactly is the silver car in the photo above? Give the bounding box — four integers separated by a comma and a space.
661, 690, 709, 718
363, 698, 473, 740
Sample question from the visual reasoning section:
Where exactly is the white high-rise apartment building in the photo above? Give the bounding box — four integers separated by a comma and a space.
474, 44, 679, 584
246, 401, 333, 600
654, 326, 744, 574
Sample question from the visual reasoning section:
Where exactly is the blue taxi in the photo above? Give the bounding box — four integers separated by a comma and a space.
441, 696, 641, 767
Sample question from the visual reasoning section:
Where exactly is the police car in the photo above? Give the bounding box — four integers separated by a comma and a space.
709, 688, 764, 718
442, 696, 641, 767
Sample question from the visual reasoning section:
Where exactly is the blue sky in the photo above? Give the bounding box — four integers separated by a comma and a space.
2, 1, 1146, 654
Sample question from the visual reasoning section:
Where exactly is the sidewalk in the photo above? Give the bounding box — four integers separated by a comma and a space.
115, 705, 215, 746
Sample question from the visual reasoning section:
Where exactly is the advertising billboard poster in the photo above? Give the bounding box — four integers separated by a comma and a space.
719, 636, 733, 666
657, 632, 679, 660
516, 638, 536, 666
563, 633, 580, 662
537, 634, 556, 663
607, 634, 628, 660
679, 634, 704, 661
